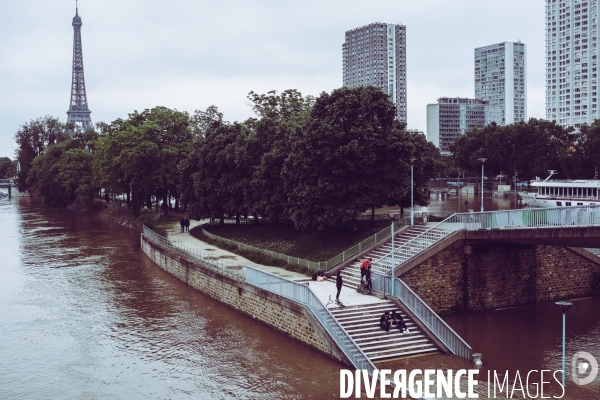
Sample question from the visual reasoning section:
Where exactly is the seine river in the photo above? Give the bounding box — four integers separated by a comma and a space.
1, 197, 599, 399
0, 198, 341, 399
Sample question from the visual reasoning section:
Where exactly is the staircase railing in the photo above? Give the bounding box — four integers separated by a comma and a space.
370, 271, 472, 359
202, 216, 410, 273
375, 205, 600, 276
374, 214, 462, 275
245, 266, 377, 374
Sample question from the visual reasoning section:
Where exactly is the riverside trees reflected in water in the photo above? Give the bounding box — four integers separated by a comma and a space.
0, 198, 342, 399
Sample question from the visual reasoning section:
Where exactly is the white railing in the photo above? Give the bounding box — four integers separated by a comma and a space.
370, 272, 472, 359
462, 205, 600, 230
142, 225, 245, 282
202, 217, 410, 272
245, 267, 377, 374
375, 205, 600, 275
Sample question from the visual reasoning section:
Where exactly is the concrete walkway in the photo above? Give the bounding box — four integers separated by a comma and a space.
166, 219, 307, 281
307, 280, 387, 309
165, 219, 390, 309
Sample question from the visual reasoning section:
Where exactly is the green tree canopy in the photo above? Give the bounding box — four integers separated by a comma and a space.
451, 119, 575, 182
283, 86, 419, 230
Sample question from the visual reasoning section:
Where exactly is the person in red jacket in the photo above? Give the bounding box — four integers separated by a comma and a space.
359, 258, 372, 283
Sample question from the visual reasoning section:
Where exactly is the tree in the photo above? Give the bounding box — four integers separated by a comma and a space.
398, 133, 444, 215
27, 140, 92, 207
451, 119, 574, 183
188, 118, 252, 223
0, 157, 12, 179
13, 116, 69, 191
94, 107, 193, 216
244, 90, 314, 223
283, 86, 416, 230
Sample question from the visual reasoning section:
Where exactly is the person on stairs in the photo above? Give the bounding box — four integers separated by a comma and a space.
365, 264, 372, 295
359, 258, 372, 284
391, 310, 409, 334
379, 311, 392, 332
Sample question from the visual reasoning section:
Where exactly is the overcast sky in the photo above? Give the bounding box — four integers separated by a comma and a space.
0, 0, 545, 159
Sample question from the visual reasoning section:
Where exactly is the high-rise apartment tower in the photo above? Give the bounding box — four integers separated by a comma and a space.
427, 97, 502, 155
546, 0, 598, 128
343, 23, 407, 123
475, 42, 527, 125
67, 5, 93, 131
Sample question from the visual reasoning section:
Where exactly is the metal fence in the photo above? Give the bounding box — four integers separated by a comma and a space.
142, 225, 245, 282
245, 266, 377, 374
375, 205, 600, 275
370, 271, 472, 359
202, 216, 411, 273
461, 205, 600, 230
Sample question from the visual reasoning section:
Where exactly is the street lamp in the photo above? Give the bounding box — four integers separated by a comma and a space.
410, 157, 417, 226
556, 301, 573, 388
478, 158, 487, 212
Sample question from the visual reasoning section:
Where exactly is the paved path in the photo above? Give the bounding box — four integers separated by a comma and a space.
307, 279, 386, 309
166, 219, 308, 281
165, 220, 393, 309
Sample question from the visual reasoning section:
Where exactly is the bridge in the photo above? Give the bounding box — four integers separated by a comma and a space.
371, 205, 600, 277
0, 179, 16, 200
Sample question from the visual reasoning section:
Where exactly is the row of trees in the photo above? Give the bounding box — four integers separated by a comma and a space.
451, 119, 600, 182
181, 87, 441, 229
14, 86, 441, 230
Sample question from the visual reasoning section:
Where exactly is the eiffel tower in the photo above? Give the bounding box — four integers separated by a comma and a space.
66, 1, 92, 131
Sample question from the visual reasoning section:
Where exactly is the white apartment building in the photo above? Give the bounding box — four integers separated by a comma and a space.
546, 0, 599, 128
427, 97, 502, 155
343, 23, 407, 123
475, 42, 527, 125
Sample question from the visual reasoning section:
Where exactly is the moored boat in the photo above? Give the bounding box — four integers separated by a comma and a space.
518, 171, 600, 208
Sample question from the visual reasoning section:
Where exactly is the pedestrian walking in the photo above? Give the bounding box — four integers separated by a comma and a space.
185, 217, 190, 232
335, 271, 343, 301
179, 218, 185, 233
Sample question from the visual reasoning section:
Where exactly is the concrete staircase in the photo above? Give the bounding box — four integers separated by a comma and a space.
330, 300, 439, 361
338, 225, 433, 288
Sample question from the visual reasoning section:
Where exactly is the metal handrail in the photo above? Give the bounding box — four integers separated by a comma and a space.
142, 225, 245, 282
202, 216, 411, 272
370, 272, 472, 359
375, 205, 600, 275
245, 266, 377, 374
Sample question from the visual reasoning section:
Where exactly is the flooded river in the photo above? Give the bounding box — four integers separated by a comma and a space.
1, 198, 599, 399
0, 198, 341, 399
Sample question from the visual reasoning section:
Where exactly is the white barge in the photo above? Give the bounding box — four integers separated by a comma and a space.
519, 171, 600, 208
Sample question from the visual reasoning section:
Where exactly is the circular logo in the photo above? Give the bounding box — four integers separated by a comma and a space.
571, 351, 598, 386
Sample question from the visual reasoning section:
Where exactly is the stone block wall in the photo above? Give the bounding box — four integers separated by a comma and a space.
140, 235, 347, 365
401, 241, 600, 315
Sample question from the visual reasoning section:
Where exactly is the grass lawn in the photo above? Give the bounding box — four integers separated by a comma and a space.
200, 221, 391, 262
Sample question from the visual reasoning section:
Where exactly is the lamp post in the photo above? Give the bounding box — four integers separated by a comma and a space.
555, 301, 573, 388
410, 157, 416, 226
391, 220, 395, 297
478, 158, 487, 212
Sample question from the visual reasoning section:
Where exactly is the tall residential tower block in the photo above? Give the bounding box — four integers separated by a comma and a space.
546, 0, 599, 128
343, 23, 407, 123
475, 42, 527, 125
427, 97, 502, 156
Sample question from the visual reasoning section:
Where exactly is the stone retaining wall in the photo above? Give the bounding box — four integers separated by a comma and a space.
401, 241, 600, 315
140, 234, 349, 365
